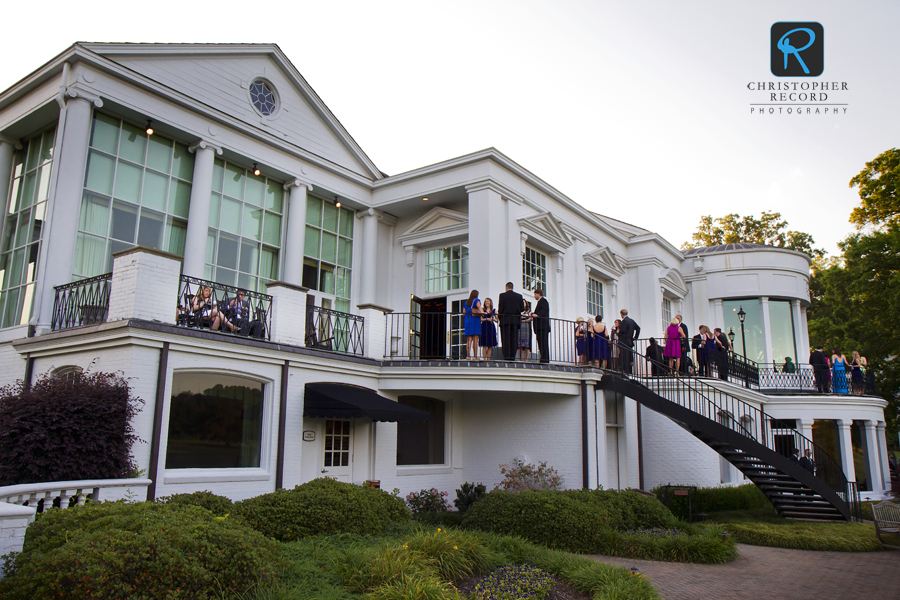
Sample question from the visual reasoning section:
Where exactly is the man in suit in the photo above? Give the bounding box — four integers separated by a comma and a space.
714, 327, 731, 381
498, 282, 525, 360
532, 288, 551, 364
617, 309, 640, 374
809, 346, 830, 393
676, 315, 690, 375
789, 448, 801, 464
224, 289, 265, 338
800, 448, 815, 475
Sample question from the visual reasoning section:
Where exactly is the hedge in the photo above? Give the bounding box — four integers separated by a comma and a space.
651, 483, 770, 520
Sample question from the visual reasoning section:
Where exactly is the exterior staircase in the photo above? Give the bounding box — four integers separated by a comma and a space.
600, 349, 860, 522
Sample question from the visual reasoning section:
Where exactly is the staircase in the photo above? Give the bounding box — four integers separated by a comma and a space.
601, 348, 861, 522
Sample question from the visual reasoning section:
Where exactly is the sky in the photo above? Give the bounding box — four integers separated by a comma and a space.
2, 0, 898, 255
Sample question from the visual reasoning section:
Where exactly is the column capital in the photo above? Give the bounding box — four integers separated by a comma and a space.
876, 422, 887, 432
284, 178, 313, 192
837, 420, 853, 430
64, 88, 103, 108
0, 134, 22, 149
188, 140, 223, 155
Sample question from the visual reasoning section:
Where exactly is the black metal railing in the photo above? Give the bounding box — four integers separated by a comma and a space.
626, 337, 760, 387
51, 273, 113, 331
305, 305, 365, 357
759, 362, 876, 396
177, 276, 272, 341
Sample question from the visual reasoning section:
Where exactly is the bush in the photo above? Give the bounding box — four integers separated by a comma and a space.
562, 489, 680, 531
498, 459, 563, 492
598, 524, 738, 563
156, 490, 233, 516
405, 488, 451, 516
0, 371, 144, 485
651, 483, 770, 520
454, 482, 487, 514
234, 478, 410, 541
0, 501, 280, 599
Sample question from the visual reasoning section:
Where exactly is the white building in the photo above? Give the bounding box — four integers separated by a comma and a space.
0, 43, 891, 517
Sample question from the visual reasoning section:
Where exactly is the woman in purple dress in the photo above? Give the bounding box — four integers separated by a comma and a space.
480, 298, 498, 360
664, 317, 685, 375
593, 315, 610, 369
575, 317, 586, 365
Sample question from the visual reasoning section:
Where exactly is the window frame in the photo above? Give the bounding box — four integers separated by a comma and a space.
396, 395, 450, 475
423, 244, 469, 295
587, 276, 604, 319
522, 246, 547, 294
302, 194, 354, 313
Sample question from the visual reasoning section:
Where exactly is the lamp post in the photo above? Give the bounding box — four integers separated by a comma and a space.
727, 327, 735, 348
737, 306, 747, 361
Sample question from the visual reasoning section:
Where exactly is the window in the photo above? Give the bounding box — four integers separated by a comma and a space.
0, 127, 55, 328
323, 419, 350, 467
523, 247, 546, 293
661, 297, 672, 333
75, 113, 193, 279
206, 158, 283, 292
249, 80, 278, 116
396, 396, 445, 465
302, 196, 354, 313
769, 300, 797, 363
723, 300, 764, 362
425, 245, 468, 293
165, 372, 264, 469
587, 277, 603, 319
51, 365, 83, 383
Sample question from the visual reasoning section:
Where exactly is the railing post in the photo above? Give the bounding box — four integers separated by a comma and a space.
265, 282, 308, 346
107, 247, 183, 324
358, 304, 391, 360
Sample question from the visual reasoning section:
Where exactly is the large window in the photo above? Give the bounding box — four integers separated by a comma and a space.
0, 127, 55, 328
523, 247, 546, 293
206, 159, 283, 292
587, 277, 603, 319
769, 300, 797, 363
303, 196, 354, 313
75, 113, 193, 279
165, 373, 264, 469
396, 396, 445, 466
661, 297, 672, 334
425, 245, 468, 293
723, 300, 764, 362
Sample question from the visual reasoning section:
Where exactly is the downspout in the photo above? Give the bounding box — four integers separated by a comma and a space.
275, 359, 289, 489
581, 379, 589, 489
146, 342, 170, 501
637, 403, 644, 490
23, 354, 34, 391
594, 382, 600, 488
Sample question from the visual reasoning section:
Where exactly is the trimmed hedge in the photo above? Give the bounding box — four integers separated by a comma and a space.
652, 483, 770, 520
156, 490, 233, 516
598, 524, 739, 563
0, 502, 280, 600
562, 489, 680, 530
234, 478, 410, 541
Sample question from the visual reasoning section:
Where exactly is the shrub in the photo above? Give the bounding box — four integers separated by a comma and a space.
598, 524, 738, 563
562, 489, 680, 531
498, 459, 563, 492
234, 478, 410, 541
454, 481, 487, 514
156, 490, 233, 516
651, 483, 770, 520
710, 510, 885, 552
405, 488, 451, 516
0, 501, 280, 599
0, 371, 144, 486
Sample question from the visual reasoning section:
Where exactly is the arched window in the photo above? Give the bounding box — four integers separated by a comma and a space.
51, 365, 83, 383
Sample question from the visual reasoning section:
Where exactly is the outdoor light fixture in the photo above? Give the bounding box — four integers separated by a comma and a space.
423, 196, 429, 201
737, 306, 746, 323
253, 163, 261, 176
145, 120, 154, 135
727, 327, 735, 345
334, 195, 341, 208
737, 306, 747, 363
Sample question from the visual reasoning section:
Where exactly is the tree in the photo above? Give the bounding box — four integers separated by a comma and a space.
849, 148, 900, 228
682, 211, 825, 259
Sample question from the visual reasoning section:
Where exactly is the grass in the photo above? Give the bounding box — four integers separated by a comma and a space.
708, 508, 885, 552
596, 524, 739, 564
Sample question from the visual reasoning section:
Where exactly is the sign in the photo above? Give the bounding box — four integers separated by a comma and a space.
302, 430, 316, 442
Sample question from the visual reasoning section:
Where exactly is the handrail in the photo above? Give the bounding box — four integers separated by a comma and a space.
0, 478, 152, 511
177, 275, 272, 341
51, 272, 113, 331
305, 305, 365, 357
758, 362, 876, 396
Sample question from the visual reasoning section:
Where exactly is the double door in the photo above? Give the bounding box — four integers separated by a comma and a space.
409, 296, 465, 359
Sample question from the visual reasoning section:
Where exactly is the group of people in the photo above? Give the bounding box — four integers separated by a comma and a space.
789, 448, 816, 475
463, 282, 551, 363
187, 286, 265, 338
641, 314, 733, 380
573, 309, 642, 371
809, 346, 868, 395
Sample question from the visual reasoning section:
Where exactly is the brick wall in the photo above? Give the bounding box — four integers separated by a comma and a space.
640, 408, 722, 489
0, 503, 36, 559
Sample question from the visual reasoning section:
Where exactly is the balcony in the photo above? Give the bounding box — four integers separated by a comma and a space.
177, 275, 273, 341
51, 272, 113, 331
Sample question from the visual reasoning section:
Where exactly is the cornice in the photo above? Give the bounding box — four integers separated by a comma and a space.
464, 178, 524, 205
625, 256, 667, 270
64, 86, 103, 108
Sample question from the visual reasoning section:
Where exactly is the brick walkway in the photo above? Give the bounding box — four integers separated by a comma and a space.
593, 544, 900, 600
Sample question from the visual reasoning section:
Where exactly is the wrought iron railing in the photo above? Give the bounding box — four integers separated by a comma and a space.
626, 338, 759, 387
305, 305, 365, 357
177, 276, 272, 341
51, 272, 113, 331
758, 362, 876, 396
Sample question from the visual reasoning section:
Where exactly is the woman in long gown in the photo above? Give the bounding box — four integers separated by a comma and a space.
575, 317, 586, 365
479, 298, 498, 360
463, 289, 482, 360
518, 301, 533, 361
849, 350, 864, 395
698, 325, 718, 377
664, 318, 684, 375
831, 348, 849, 394
591, 315, 609, 369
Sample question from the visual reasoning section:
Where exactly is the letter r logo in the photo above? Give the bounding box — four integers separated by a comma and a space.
771, 22, 823, 77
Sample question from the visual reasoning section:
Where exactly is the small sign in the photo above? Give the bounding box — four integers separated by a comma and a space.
302, 430, 316, 442
674, 490, 689, 496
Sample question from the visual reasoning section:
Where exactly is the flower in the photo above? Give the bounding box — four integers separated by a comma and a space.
453, 546, 458, 549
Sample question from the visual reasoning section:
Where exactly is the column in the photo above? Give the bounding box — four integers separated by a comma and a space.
791, 299, 804, 360
552, 251, 564, 317
799, 418, 814, 445
0, 135, 19, 209
182, 141, 222, 279
799, 306, 811, 361
837, 420, 857, 484
466, 183, 507, 297
37, 92, 101, 332
358, 208, 380, 306
713, 298, 725, 330
863, 421, 882, 492
876, 422, 891, 495
759, 296, 773, 364
282, 179, 313, 287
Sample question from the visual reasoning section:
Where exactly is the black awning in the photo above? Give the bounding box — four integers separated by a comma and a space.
303, 383, 431, 423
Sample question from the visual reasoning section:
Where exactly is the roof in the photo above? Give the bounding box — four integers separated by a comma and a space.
683, 243, 773, 256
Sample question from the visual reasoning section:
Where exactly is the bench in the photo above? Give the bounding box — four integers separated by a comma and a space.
872, 500, 900, 544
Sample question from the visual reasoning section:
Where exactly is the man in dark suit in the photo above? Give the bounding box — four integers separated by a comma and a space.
809, 346, 830, 393
799, 448, 815, 475
617, 309, 640, 374
498, 282, 525, 360
676, 315, 690, 375
532, 288, 551, 364
224, 289, 265, 338
714, 327, 731, 381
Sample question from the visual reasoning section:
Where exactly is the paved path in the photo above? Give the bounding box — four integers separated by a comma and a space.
593, 544, 900, 600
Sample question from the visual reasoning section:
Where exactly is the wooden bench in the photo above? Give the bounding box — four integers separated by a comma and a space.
872, 500, 900, 544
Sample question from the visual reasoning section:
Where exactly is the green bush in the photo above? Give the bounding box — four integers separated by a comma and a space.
454, 481, 487, 514
562, 489, 680, 531
651, 483, 770, 520
234, 478, 410, 541
156, 490, 233, 516
0, 502, 280, 600
598, 524, 739, 563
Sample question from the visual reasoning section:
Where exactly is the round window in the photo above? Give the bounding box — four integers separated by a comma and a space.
249, 80, 278, 116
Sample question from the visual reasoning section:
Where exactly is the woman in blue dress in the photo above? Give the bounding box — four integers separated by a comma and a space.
479, 297, 498, 360
464, 290, 482, 360
831, 348, 849, 394
594, 315, 610, 369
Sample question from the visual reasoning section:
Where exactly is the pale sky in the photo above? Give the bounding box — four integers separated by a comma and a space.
2, 0, 898, 255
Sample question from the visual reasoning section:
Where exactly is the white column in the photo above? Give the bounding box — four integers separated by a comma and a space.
876, 422, 891, 495
759, 296, 773, 364
466, 183, 507, 298
837, 420, 857, 484
799, 306, 811, 361
0, 135, 19, 209
799, 418, 814, 444
266, 281, 307, 346
863, 421, 882, 492
37, 92, 101, 332
282, 179, 313, 287
106, 247, 182, 324
713, 298, 724, 329
790, 299, 804, 361
552, 251, 564, 318
358, 209, 380, 306
182, 141, 222, 279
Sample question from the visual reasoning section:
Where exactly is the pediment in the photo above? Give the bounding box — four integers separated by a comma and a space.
397, 207, 469, 247
659, 268, 688, 297
583, 246, 625, 279
82, 44, 380, 179
517, 211, 572, 250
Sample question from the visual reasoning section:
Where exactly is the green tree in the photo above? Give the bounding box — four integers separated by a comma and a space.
682, 211, 825, 259
848, 148, 900, 228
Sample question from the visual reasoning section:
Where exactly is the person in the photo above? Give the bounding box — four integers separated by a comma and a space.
223, 289, 265, 338
479, 298, 498, 360
676, 315, 690, 375
574, 317, 586, 365
799, 448, 815, 475
191, 286, 223, 330
498, 282, 525, 361
832, 348, 849, 394
714, 327, 731, 381
518, 300, 533, 361
850, 350, 864, 395
592, 315, 609, 369
789, 448, 801, 464
782, 357, 796, 374
698, 325, 718, 377
463, 290, 482, 360
645, 337, 664, 376
532, 288, 551, 363
809, 346, 830, 393
663, 317, 683, 375
610, 318, 622, 371
618, 309, 640, 374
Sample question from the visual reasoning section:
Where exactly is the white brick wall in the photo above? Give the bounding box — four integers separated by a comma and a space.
0, 503, 36, 559
267, 283, 307, 346
640, 409, 722, 489
107, 248, 182, 324
358, 307, 387, 360
0, 342, 25, 388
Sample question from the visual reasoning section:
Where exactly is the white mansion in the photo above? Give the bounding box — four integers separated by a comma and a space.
0, 43, 891, 514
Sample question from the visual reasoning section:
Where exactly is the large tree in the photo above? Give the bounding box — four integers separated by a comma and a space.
848, 148, 900, 228
682, 211, 825, 259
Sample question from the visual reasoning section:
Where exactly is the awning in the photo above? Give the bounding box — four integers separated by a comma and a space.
303, 383, 431, 423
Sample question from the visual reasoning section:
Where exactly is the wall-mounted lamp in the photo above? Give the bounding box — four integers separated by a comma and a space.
145, 120, 154, 136
253, 163, 261, 176
334, 195, 341, 208
422, 196, 429, 201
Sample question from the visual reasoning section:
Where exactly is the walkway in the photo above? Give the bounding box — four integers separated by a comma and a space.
594, 544, 900, 600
